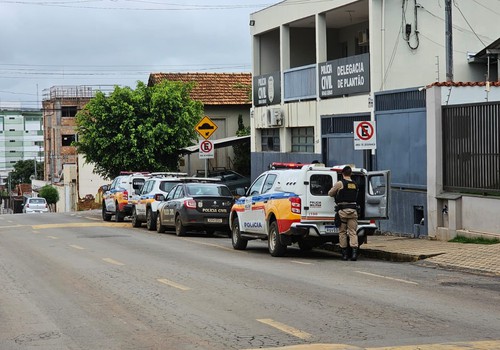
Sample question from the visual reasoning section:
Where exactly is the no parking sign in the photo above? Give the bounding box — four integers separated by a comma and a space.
199, 139, 214, 159
354, 121, 376, 150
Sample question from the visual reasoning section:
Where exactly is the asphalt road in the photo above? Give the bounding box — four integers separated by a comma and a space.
0, 212, 499, 350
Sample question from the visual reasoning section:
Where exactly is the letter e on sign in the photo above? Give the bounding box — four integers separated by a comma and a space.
353, 121, 377, 150
199, 139, 214, 159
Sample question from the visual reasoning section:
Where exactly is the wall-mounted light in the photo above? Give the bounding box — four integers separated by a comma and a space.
249, 20, 255, 26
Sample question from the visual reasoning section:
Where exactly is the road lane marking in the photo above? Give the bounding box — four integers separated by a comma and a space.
257, 319, 311, 340
246, 340, 500, 350
181, 237, 236, 252
355, 271, 418, 285
32, 222, 130, 230
48, 236, 59, 239
69, 244, 85, 250
102, 258, 125, 266
157, 278, 191, 291
0, 225, 29, 230
32, 230, 41, 234
84, 216, 101, 221
291, 260, 313, 265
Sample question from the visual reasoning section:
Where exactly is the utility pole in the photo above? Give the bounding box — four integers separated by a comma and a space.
445, 0, 453, 81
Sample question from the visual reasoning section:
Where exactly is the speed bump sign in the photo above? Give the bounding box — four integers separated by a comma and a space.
195, 116, 218, 139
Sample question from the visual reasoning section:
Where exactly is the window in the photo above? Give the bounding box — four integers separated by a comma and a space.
261, 128, 280, 151
61, 134, 76, 146
291, 127, 314, 152
61, 106, 78, 118
310, 174, 333, 196
248, 174, 266, 196
262, 174, 277, 193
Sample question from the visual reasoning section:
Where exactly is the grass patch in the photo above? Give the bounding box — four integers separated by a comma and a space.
449, 235, 500, 245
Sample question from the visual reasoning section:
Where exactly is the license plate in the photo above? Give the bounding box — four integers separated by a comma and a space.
325, 226, 339, 233
207, 218, 223, 223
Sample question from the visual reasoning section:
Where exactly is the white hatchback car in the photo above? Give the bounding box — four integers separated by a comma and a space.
23, 197, 49, 213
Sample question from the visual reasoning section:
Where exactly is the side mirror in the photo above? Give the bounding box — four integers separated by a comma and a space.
101, 184, 109, 192
155, 194, 165, 202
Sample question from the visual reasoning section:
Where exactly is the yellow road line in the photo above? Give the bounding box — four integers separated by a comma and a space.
32, 222, 130, 230
69, 244, 85, 250
257, 319, 312, 340
355, 271, 419, 285
102, 258, 125, 266
157, 278, 191, 291
246, 340, 500, 350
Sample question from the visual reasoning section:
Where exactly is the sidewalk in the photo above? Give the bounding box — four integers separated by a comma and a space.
361, 235, 500, 277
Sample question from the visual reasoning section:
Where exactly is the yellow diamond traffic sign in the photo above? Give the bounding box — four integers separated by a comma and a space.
195, 116, 218, 139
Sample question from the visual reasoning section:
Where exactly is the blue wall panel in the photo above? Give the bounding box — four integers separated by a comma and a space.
376, 109, 427, 188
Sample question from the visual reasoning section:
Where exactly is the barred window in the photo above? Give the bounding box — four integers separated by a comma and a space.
261, 128, 280, 152
291, 127, 314, 152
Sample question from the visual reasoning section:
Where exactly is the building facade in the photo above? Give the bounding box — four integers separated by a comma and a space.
0, 107, 43, 186
249, 0, 499, 174
249, 0, 500, 237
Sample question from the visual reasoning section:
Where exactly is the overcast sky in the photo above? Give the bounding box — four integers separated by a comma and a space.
0, 0, 273, 108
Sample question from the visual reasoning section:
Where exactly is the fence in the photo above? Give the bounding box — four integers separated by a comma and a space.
442, 102, 500, 195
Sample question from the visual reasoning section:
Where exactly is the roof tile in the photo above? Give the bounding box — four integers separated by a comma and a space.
148, 72, 252, 106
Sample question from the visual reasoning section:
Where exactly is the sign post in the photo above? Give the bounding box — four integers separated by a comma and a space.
195, 116, 218, 177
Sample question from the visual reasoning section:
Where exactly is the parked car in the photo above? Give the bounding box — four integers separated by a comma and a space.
195, 168, 250, 194
23, 197, 49, 213
156, 181, 234, 236
131, 172, 188, 230
102, 172, 150, 222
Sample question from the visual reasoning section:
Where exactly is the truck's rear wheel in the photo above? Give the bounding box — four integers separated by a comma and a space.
268, 221, 286, 257
231, 217, 247, 250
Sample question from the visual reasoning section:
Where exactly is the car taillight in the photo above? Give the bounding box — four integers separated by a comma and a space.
289, 197, 301, 214
184, 199, 197, 209
370, 219, 375, 224
123, 190, 129, 200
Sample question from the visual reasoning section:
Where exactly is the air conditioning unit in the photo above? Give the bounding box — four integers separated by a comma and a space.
267, 108, 283, 127
358, 29, 369, 46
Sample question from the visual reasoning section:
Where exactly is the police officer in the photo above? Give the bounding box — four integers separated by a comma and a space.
328, 165, 359, 261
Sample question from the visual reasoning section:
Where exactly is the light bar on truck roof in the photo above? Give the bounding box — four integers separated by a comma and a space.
269, 162, 324, 169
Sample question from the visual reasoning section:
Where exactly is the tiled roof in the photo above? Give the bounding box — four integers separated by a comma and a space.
429, 81, 500, 87
148, 72, 252, 106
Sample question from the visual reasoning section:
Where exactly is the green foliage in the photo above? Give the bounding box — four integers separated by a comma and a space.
75, 80, 203, 179
232, 114, 251, 176
449, 235, 500, 245
9, 159, 44, 188
39, 185, 59, 205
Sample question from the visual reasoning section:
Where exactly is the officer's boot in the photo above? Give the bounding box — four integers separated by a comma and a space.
341, 248, 349, 261
351, 248, 358, 261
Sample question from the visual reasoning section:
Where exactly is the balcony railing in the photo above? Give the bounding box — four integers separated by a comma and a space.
283, 64, 317, 102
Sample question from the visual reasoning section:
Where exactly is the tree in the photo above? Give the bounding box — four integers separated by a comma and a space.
9, 159, 44, 188
232, 115, 250, 176
39, 185, 59, 212
75, 80, 204, 179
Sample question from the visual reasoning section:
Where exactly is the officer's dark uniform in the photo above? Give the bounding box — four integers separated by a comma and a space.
329, 170, 359, 261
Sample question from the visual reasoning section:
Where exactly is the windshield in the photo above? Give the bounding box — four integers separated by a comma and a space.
186, 184, 231, 197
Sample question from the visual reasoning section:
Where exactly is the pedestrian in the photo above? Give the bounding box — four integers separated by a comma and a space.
328, 165, 359, 261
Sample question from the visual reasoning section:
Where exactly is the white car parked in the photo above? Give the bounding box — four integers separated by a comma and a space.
23, 197, 49, 213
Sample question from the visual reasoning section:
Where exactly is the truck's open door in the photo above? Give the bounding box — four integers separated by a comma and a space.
364, 170, 390, 219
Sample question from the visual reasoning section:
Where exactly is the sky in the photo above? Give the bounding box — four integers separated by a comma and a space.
0, 0, 274, 109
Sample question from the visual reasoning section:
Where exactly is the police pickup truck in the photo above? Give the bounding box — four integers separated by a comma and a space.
229, 162, 390, 257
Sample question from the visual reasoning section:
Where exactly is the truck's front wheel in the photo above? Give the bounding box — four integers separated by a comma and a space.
231, 217, 247, 250
268, 221, 287, 257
